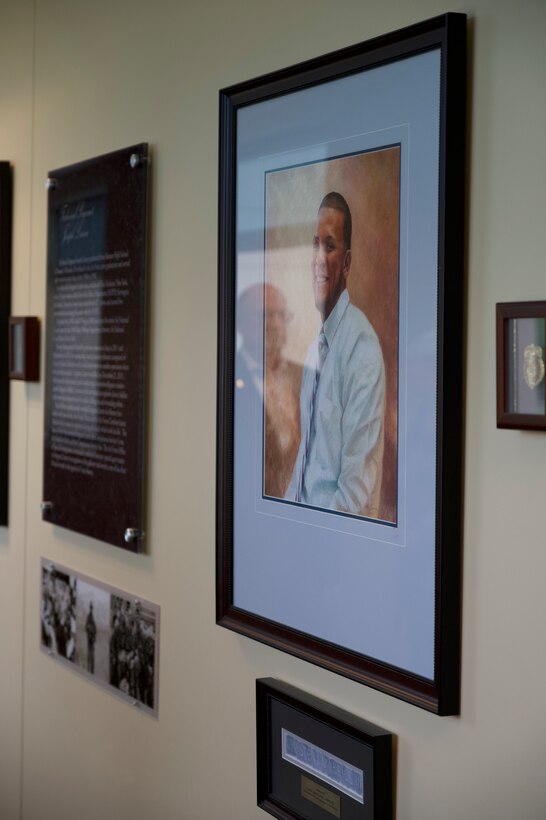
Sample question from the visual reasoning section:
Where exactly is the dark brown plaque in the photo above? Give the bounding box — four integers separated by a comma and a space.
0, 162, 12, 526
42, 144, 150, 551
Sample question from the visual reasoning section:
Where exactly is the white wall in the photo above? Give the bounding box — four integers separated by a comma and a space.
0, 0, 545, 818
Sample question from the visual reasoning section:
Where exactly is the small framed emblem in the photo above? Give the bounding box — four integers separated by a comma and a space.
496, 301, 546, 430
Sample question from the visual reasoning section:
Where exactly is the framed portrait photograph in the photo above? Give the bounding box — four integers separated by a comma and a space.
217, 14, 466, 714
0, 162, 12, 526
496, 301, 546, 430
256, 679, 392, 820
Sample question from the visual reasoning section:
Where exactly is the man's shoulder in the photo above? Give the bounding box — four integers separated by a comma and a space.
338, 300, 382, 350
327, 300, 384, 381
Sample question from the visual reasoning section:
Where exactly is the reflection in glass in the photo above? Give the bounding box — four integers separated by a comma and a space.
506, 317, 545, 415
11, 322, 23, 375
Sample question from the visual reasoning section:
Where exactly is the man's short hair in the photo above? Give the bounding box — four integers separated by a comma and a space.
319, 191, 352, 249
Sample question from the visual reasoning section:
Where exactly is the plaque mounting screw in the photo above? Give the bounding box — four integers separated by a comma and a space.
45, 178, 57, 191
41, 501, 53, 514
124, 528, 145, 544
129, 153, 150, 169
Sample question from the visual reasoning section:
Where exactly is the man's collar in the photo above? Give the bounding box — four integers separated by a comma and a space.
322, 288, 349, 346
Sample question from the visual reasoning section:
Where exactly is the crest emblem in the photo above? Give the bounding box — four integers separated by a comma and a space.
523, 343, 545, 390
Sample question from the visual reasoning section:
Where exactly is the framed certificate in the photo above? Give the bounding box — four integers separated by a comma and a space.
217, 14, 466, 714
257, 679, 392, 820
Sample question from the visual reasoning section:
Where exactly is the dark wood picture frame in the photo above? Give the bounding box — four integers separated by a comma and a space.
257, 678, 392, 820
496, 301, 546, 430
217, 15, 466, 714
0, 162, 13, 526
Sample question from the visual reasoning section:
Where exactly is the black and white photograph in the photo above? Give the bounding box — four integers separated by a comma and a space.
40, 559, 159, 716
74, 579, 110, 680
109, 594, 157, 711
41, 562, 77, 662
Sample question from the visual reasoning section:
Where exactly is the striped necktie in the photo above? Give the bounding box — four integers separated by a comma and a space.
295, 330, 328, 502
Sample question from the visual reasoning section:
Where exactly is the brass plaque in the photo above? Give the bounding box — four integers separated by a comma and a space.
301, 774, 341, 818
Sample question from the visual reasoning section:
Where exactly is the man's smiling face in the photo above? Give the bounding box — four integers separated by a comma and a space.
311, 206, 351, 322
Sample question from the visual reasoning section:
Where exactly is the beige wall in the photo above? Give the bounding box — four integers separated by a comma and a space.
0, 0, 545, 818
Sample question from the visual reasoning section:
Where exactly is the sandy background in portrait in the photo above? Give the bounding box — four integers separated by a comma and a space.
265, 147, 399, 523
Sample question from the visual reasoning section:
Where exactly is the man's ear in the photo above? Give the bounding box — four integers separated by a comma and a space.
343, 248, 352, 278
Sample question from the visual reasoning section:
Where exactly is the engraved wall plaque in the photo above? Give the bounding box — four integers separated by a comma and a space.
42, 144, 150, 550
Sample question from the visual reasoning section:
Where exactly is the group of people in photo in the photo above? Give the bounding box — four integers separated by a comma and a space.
41, 563, 157, 712
41, 566, 77, 661
110, 596, 156, 709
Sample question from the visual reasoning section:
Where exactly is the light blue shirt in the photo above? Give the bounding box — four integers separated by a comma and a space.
286, 289, 385, 518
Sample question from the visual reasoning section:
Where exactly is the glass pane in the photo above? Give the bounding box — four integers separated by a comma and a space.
505, 317, 545, 415
11, 322, 24, 375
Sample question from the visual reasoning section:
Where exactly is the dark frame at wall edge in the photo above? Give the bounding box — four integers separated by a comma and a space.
217, 14, 466, 715
0, 162, 12, 526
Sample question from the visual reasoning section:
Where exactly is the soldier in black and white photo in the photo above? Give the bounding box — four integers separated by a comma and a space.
85, 602, 97, 674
